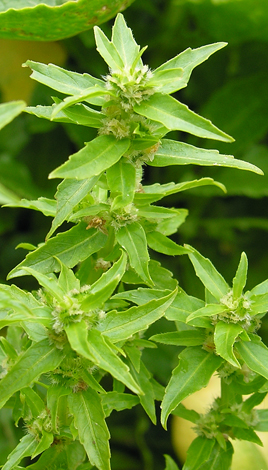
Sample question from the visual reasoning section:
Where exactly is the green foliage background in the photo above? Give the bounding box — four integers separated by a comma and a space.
1, 0, 268, 468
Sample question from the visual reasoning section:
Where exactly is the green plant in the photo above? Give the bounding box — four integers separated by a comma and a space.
1, 13, 268, 470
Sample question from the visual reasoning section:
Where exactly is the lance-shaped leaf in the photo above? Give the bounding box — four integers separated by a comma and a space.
129, 361, 156, 424
111, 13, 140, 69
138, 205, 181, 219
147, 231, 190, 256
47, 176, 100, 239
0, 339, 64, 409
250, 279, 268, 296
106, 159, 136, 210
31, 431, 54, 460
58, 260, 80, 293
5, 197, 56, 217
232, 252, 248, 299
8, 223, 107, 279
164, 454, 180, 470
214, 321, 243, 367
65, 321, 141, 394
68, 389, 111, 470
116, 222, 152, 285
186, 304, 227, 325
235, 339, 268, 380
49, 135, 130, 180
47, 385, 71, 433
81, 251, 127, 310
98, 289, 177, 342
24, 61, 106, 105
134, 94, 233, 142
183, 438, 233, 470
22, 268, 65, 303
249, 292, 268, 315
2, 434, 38, 470
102, 391, 139, 418
186, 246, 230, 301
149, 139, 263, 174
50, 87, 110, 119
161, 347, 223, 428
0, 100, 26, 130
151, 43, 227, 95
150, 330, 206, 347
94, 25, 124, 71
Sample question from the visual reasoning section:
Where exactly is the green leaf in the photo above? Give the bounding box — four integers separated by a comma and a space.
8, 223, 107, 278
232, 427, 263, 446
172, 403, 200, 423
150, 330, 206, 347
235, 339, 268, 380
59, 103, 105, 127
151, 43, 227, 95
102, 391, 139, 417
0, 339, 64, 409
249, 292, 268, 315
68, 389, 111, 470
138, 205, 181, 219
5, 197, 56, 217
255, 409, 268, 431
149, 139, 263, 174
129, 361, 156, 423
134, 94, 233, 142
65, 322, 141, 394
2, 434, 38, 470
21, 386, 45, 418
94, 25, 124, 71
31, 431, 54, 460
232, 252, 248, 299
49, 135, 130, 180
116, 222, 152, 285
50, 87, 109, 119
182, 437, 216, 470
111, 13, 140, 69
106, 159, 136, 210
0, 101, 26, 130
214, 321, 243, 367
250, 279, 268, 296
164, 454, 180, 470
81, 251, 127, 310
186, 304, 227, 325
147, 231, 190, 256
99, 289, 177, 342
47, 385, 71, 433
161, 347, 223, 428
186, 246, 230, 301
0, 1, 134, 41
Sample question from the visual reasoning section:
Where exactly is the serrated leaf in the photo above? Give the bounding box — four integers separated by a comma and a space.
214, 321, 243, 367
94, 25, 124, 71
98, 289, 177, 342
2, 434, 38, 470
152, 43, 227, 94
106, 159, 136, 210
149, 139, 263, 174
68, 389, 111, 470
134, 94, 233, 142
116, 222, 152, 285
232, 252, 248, 299
47, 176, 99, 239
147, 231, 190, 256
65, 321, 141, 394
161, 347, 223, 428
150, 330, 206, 346
0, 339, 64, 409
49, 135, 130, 180
0, 101, 25, 130
8, 223, 107, 279
111, 13, 140, 69
235, 339, 268, 380
81, 251, 127, 310
186, 246, 230, 301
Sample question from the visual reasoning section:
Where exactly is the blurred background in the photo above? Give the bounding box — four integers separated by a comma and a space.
1, 0, 268, 468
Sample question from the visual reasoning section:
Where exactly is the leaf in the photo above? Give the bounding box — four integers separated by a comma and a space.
150, 330, 206, 347
94, 25, 124, 71
134, 94, 233, 142
232, 252, 248, 299
0, 101, 26, 130
0, 2, 134, 41
255, 409, 268, 431
106, 159, 136, 210
232, 427, 263, 446
81, 251, 127, 310
5, 197, 56, 217
115, 222, 152, 285
99, 289, 177, 342
68, 389, 111, 470
0, 339, 64, 409
59, 103, 105, 127
182, 437, 216, 470
152, 43, 227, 95
235, 339, 268, 380
102, 391, 139, 417
147, 231, 190, 256
161, 347, 223, 428
164, 454, 180, 470
186, 304, 227, 325
249, 292, 268, 315
129, 361, 156, 423
186, 246, 230, 301
49, 135, 130, 180
111, 13, 140, 69
47, 176, 100, 239
50, 87, 109, 119
21, 386, 45, 418
2, 434, 38, 470
138, 205, 181, 219
65, 322, 141, 394
31, 431, 54, 460
214, 321, 243, 367
172, 403, 200, 423
47, 385, 71, 433
149, 139, 263, 174
8, 223, 107, 278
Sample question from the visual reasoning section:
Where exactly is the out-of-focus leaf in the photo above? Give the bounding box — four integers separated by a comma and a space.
2, 434, 38, 470
0, 101, 25, 131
